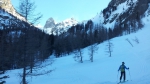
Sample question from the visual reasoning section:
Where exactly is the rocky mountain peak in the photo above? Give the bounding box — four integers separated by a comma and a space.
44, 17, 55, 28
0, 0, 14, 13
43, 17, 78, 35
0, 0, 26, 21
48, 17, 55, 22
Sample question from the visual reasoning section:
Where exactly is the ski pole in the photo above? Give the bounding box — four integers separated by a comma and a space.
128, 69, 132, 81
117, 71, 119, 82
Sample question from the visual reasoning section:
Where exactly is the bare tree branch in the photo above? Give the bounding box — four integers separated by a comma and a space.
88, 44, 98, 62
132, 36, 139, 44
73, 49, 83, 63
106, 39, 113, 57
126, 38, 134, 47
18, 0, 42, 25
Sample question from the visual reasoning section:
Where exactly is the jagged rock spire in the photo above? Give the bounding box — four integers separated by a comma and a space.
44, 17, 55, 28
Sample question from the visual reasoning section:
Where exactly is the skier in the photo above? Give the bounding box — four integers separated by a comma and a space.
118, 62, 129, 82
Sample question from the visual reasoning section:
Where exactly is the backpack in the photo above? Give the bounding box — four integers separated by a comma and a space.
120, 65, 125, 72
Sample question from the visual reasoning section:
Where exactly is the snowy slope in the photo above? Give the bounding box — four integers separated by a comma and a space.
0, 9, 14, 29
2, 7, 150, 84
0, 8, 26, 30
91, 0, 138, 28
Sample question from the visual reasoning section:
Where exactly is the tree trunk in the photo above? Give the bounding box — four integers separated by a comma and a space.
22, 67, 26, 84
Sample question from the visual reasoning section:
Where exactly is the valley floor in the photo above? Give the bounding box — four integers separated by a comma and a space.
2, 24, 150, 84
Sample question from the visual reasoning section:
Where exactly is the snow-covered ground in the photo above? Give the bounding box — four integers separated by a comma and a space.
1, 4, 150, 84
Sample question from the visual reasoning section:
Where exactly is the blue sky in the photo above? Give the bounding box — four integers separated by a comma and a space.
11, 0, 111, 27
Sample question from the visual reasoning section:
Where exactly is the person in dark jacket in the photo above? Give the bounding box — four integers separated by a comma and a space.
118, 62, 129, 82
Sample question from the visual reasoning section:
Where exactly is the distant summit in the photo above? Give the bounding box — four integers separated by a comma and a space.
43, 17, 78, 35
44, 17, 55, 28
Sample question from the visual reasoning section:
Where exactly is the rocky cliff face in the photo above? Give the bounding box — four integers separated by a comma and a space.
0, 0, 14, 13
0, 0, 25, 21
91, 0, 150, 29
44, 18, 55, 28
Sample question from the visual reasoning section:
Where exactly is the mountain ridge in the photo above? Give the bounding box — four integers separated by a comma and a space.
43, 17, 78, 35
43, 0, 150, 35
91, 0, 147, 29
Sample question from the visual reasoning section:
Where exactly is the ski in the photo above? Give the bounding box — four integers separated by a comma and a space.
117, 80, 128, 84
